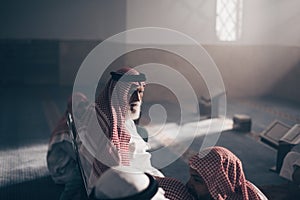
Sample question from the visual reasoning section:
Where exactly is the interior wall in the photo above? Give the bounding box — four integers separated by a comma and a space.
1, 1, 300, 103
99, 44, 300, 102
0, 0, 127, 85
59, 41, 99, 86
0, 40, 59, 85
126, 0, 300, 46
3, 0, 299, 46
204, 45, 300, 100
125, 0, 300, 103
0, 1, 127, 40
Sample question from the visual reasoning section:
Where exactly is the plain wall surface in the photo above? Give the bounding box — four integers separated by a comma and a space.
1, 0, 299, 46
0, 1, 126, 40
126, 0, 300, 46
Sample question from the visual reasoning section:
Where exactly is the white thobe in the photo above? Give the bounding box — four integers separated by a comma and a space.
125, 118, 164, 177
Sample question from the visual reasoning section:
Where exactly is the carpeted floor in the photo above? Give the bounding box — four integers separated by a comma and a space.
259, 183, 300, 200
0, 176, 63, 200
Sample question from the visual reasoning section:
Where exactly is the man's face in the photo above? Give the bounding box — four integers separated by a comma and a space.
186, 168, 210, 200
128, 84, 145, 120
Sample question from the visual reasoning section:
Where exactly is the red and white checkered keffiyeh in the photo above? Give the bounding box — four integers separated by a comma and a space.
156, 177, 194, 200
96, 67, 143, 164
189, 146, 261, 200
77, 67, 146, 194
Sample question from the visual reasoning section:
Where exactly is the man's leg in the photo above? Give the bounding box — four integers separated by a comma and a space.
59, 166, 88, 200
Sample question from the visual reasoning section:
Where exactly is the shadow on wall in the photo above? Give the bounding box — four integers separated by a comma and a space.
140, 83, 181, 125
98, 48, 209, 100
268, 61, 300, 104
0, 40, 60, 85
204, 45, 300, 100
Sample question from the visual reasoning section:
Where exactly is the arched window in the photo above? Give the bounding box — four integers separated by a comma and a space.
216, 0, 243, 41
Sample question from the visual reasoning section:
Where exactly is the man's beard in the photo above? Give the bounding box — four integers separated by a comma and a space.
128, 101, 141, 120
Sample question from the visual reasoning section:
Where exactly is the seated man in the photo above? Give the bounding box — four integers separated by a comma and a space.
124, 72, 164, 177
47, 67, 164, 199
74, 67, 164, 196
280, 143, 300, 185
186, 146, 268, 200
93, 166, 192, 200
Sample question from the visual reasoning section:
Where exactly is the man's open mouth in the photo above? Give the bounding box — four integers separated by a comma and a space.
130, 105, 137, 112
130, 103, 138, 107
130, 102, 140, 113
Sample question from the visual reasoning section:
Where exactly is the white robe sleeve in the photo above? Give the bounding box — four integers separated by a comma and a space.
126, 119, 165, 177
